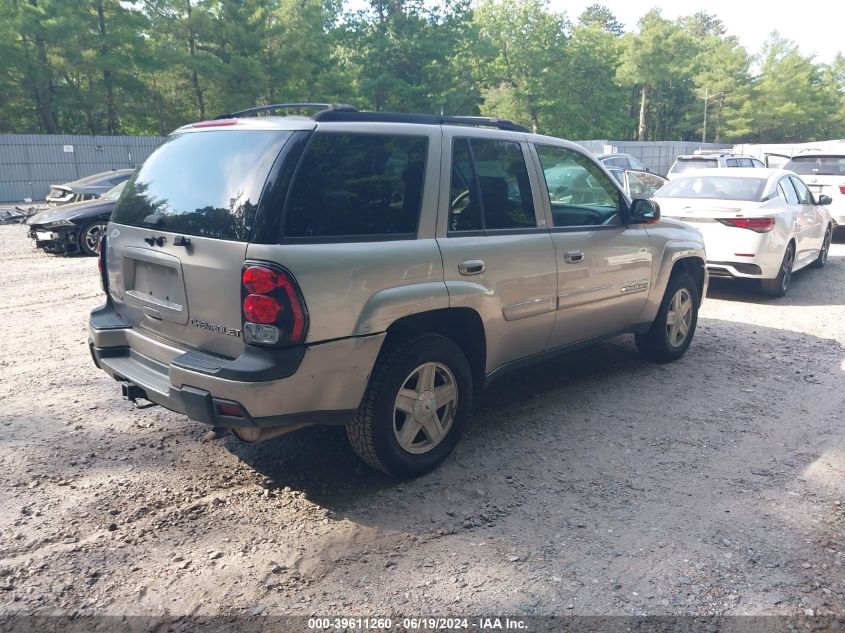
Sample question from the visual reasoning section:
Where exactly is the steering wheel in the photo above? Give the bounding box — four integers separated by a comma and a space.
451, 189, 470, 211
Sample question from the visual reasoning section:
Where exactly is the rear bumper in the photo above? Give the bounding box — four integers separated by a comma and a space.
89, 302, 384, 428
706, 260, 764, 279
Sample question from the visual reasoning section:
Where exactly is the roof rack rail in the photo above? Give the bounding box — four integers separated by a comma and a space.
215, 103, 358, 120
693, 148, 739, 156
311, 109, 531, 133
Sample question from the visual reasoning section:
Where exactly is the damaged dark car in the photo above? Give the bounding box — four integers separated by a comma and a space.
45, 168, 133, 206
27, 181, 125, 256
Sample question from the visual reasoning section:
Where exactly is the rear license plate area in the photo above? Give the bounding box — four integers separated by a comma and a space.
126, 258, 183, 311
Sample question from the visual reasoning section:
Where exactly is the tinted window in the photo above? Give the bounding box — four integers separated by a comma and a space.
656, 176, 767, 202
447, 138, 536, 232
725, 159, 739, 167
112, 130, 291, 241
628, 156, 647, 171
738, 158, 754, 167
784, 155, 845, 176
537, 145, 622, 227
284, 133, 427, 238
778, 179, 799, 204
790, 176, 813, 204
751, 159, 765, 168
670, 158, 718, 174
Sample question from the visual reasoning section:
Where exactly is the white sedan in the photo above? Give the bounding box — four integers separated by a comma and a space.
654, 168, 834, 296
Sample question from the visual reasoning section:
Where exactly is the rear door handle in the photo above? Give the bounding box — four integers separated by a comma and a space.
564, 250, 584, 264
458, 259, 485, 275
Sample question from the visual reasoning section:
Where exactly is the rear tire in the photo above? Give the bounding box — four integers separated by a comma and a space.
346, 333, 472, 478
760, 241, 795, 297
78, 220, 108, 257
810, 225, 832, 269
636, 272, 699, 363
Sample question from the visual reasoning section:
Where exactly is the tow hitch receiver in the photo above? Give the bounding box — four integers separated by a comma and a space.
121, 382, 157, 409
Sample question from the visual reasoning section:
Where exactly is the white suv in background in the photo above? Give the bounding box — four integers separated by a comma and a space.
784, 150, 845, 233
667, 152, 764, 180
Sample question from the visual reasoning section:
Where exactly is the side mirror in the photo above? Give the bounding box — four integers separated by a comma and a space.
818, 194, 832, 206
628, 198, 660, 224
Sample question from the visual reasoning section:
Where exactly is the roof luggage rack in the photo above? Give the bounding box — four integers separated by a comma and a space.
214, 103, 530, 132
311, 109, 530, 132
215, 103, 358, 120
693, 148, 738, 156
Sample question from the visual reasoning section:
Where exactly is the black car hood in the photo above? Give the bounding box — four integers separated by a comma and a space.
27, 197, 115, 226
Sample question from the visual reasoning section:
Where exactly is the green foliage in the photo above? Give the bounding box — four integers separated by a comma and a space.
0, 0, 842, 143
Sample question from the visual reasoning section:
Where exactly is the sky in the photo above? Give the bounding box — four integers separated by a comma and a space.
548, 0, 844, 63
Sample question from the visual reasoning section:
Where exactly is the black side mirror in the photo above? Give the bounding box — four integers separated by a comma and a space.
818, 194, 832, 206
627, 198, 660, 224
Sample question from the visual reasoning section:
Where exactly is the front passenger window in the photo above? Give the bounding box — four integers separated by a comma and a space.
790, 176, 813, 204
536, 145, 622, 227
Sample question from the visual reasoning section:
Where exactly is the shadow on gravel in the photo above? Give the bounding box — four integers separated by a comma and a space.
230, 316, 844, 543
706, 254, 844, 307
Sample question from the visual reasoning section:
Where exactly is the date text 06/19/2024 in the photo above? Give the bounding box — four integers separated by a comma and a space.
307, 617, 529, 630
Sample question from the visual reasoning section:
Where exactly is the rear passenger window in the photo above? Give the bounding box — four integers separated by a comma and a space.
790, 176, 813, 204
447, 138, 537, 232
284, 133, 427, 239
778, 179, 799, 204
726, 159, 739, 167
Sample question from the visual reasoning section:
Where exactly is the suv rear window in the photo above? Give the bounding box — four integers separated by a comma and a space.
112, 130, 292, 241
283, 132, 427, 239
784, 155, 845, 176
670, 158, 718, 174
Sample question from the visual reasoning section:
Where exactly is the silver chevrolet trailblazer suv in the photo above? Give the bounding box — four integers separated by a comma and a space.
89, 104, 708, 478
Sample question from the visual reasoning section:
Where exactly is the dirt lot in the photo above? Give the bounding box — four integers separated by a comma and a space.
0, 224, 843, 620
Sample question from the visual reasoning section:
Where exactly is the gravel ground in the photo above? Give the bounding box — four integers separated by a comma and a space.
0, 224, 843, 619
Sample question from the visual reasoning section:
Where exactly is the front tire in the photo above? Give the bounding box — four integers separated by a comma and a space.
78, 220, 108, 256
810, 225, 832, 269
347, 333, 473, 478
636, 272, 699, 363
760, 241, 795, 296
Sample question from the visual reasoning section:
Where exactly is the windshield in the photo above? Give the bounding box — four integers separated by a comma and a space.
111, 130, 292, 241
655, 176, 767, 201
101, 181, 126, 201
784, 155, 845, 176
670, 158, 718, 174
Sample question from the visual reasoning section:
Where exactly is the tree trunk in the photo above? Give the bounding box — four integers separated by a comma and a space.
186, 0, 206, 120
637, 85, 647, 142
529, 107, 539, 134
97, 0, 118, 134
27, 0, 60, 133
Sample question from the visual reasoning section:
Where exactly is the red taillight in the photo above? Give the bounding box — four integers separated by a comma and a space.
839, 185, 845, 195
241, 263, 308, 347
242, 266, 280, 294
243, 294, 282, 323
717, 217, 775, 233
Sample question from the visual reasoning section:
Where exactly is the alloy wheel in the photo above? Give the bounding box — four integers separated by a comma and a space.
393, 361, 458, 454
781, 245, 795, 293
84, 223, 108, 255
666, 287, 693, 348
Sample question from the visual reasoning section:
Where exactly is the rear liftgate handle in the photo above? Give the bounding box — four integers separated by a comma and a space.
458, 259, 486, 276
